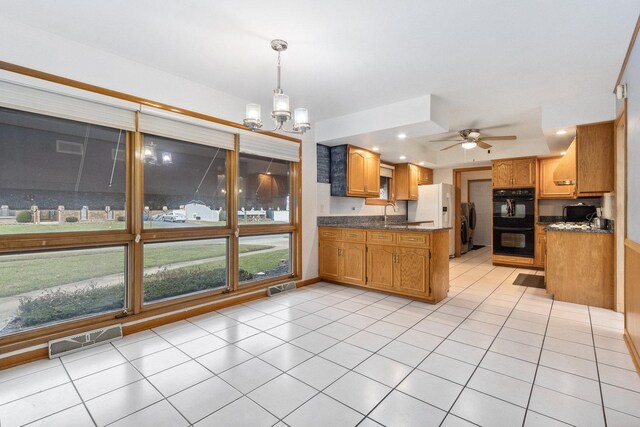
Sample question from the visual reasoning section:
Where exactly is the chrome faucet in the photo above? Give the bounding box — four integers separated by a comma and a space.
384, 201, 396, 225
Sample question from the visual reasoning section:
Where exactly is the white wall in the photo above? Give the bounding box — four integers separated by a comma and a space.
0, 19, 320, 281
316, 184, 407, 217
538, 198, 601, 217
619, 35, 640, 242
468, 180, 492, 246
460, 170, 492, 202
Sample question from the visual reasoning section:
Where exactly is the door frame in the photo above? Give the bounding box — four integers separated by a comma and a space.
615, 99, 627, 312
453, 166, 492, 257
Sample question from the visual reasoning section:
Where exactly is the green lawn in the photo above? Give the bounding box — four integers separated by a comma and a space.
0, 243, 272, 298
0, 222, 126, 234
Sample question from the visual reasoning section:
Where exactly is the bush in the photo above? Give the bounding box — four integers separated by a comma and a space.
17, 284, 124, 327
13, 267, 253, 328
117, 215, 126, 222
65, 216, 79, 223
15, 211, 32, 223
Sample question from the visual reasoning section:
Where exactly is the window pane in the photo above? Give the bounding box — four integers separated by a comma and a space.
143, 134, 227, 229
0, 107, 126, 234
0, 246, 126, 336
238, 153, 291, 224
239, 233, 291, 284
143, 239, 228, 304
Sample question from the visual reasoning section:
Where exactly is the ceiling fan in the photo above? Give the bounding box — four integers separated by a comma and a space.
430, 128, 517, 151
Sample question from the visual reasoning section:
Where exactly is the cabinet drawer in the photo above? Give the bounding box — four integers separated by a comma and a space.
342, 229, 366, 242
319, 228, 341, 241
367, 230, 395, 244
396, 232, 430, 247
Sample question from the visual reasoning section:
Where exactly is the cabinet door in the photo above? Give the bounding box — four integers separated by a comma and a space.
418, 167, 433, 185
492, 160, 512, 188
347, 147, 367, 196
408, 164, 419, 199
341, 242, 366, 285
366, 245, 395, 290
576, 121, 614, 195
512, 158, 535, 187
364, 151, 381, 196
318, 240, 341, 281
538, 157, 575, 198
395, 247, 430, 297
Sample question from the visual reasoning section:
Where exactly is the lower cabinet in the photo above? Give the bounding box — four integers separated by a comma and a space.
318, 236, 366, 286
319, 227, 448, 303
534, 224, 547, 269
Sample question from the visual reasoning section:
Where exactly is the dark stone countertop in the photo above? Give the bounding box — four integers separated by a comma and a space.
544, 225, 614, 234
319, 222, 451, 232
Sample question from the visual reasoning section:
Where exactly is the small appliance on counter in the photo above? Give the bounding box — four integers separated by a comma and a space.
563, 203, 597, 222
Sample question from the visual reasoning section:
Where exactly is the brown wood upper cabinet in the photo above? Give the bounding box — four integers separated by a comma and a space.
552, 121, 614, 197
349, 146, 380, 197
538, 157, 575, 199
417, 166, 433, 185
492, 157, 536, 188
395, 163, 419, 200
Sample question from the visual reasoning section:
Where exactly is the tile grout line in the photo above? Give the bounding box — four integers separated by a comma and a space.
352, 262, 527, 426
520, 294, 555, 427
589, 305, 609, 427
59, 357, 99, 427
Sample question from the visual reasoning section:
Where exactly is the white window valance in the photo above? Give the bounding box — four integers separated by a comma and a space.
0, 78, 137, 131
239, 132, 300, 162
138, 106, 235, 151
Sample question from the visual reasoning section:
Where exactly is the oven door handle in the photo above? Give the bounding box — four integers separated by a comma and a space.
494, 226, 534, 232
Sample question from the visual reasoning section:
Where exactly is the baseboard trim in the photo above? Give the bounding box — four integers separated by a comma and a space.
0, 347, 49, 370
624, 329, 640, 375
297, 277, 320, 288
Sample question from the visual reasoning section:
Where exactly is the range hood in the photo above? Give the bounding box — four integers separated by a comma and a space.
553, 139, 576, 185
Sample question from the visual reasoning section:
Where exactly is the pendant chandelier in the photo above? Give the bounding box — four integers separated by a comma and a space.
243, 39, 310, 135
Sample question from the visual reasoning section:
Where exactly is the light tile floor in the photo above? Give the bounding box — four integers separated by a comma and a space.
2, 246, 640, 426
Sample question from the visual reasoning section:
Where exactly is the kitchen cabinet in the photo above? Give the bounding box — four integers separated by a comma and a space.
395, 163, 419, 200
330, 145, 380, 197
418, 166, 434, 185
552, 121, 614, 197
318, 228, 366, 286
546, 230, 614, 309
534, 224, 547, 269
576, 121, 614, 196
318, 227, 449, 303
492, 157, 536, 188
538, 157, 575, 199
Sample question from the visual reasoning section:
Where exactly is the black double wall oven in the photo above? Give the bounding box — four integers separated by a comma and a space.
493, 188, 535, 258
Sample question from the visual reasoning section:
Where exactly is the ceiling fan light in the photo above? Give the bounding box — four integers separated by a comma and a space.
468, 131, 481, 139
461, 141, 477, 150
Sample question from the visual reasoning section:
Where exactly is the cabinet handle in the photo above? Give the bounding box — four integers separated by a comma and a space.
364, 184, 368, 192
406, 237, 416, 241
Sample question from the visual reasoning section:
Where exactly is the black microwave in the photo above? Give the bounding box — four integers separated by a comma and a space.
563, 204, 597, 222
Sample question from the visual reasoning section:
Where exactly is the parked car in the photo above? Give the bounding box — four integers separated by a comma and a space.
151, 213, 165, 221
162, 212, 186, 223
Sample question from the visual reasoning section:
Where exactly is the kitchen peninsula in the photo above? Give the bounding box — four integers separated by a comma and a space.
545, 225, 614, 309
318, 217, 450, 304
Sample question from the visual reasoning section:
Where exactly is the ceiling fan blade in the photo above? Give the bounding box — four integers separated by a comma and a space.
475, 123, 517, 131
440, 142, 462, 151
478, 135, 517, 141
429, 138, 461, 142
477, 141, 492, 149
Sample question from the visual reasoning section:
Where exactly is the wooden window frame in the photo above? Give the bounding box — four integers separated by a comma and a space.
0, 61, 302, 359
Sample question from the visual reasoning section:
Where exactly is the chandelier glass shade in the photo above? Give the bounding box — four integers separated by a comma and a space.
243, 39, 310, 135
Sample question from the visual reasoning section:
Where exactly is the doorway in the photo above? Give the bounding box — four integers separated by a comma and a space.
453, 166, 492, 257
468, 179, 492, 247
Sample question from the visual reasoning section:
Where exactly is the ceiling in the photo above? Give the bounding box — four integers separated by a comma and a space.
3, 0, 639, 167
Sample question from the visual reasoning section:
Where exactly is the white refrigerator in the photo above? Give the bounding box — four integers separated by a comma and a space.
407, 183, 455, 257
